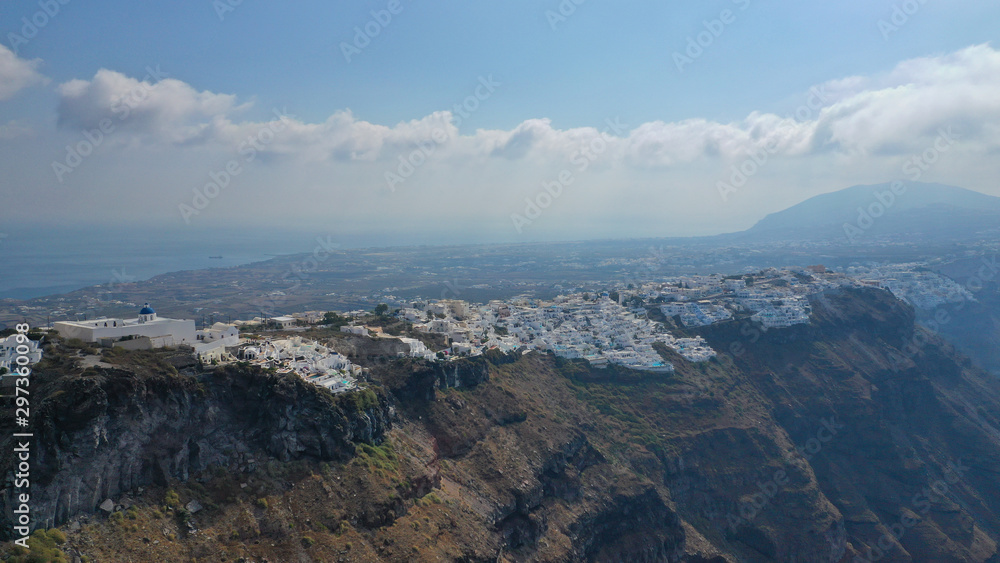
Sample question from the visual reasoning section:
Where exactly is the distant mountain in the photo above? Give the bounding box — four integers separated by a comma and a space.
739, 182, 1000, 243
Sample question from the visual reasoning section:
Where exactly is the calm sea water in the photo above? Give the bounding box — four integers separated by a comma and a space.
0, 227, 318, 300
0, 225, 511, 300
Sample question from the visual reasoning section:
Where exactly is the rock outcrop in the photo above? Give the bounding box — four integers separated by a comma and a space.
0, 364, 393, 532
7, 287, 1000, 562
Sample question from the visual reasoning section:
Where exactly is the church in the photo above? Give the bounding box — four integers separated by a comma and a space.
53, 303, 197, 348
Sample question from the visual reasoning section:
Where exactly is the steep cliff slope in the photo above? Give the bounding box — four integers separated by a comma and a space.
4, 287, 1000, 562
0, 358, 394, 535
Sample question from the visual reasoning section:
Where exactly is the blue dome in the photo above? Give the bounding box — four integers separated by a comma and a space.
139, 304, 155, 315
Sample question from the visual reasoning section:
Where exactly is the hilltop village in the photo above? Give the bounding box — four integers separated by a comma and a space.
27, 263, 975, 390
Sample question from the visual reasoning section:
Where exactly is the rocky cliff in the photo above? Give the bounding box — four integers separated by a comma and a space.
670, 287, 1000, 560
0, 362, 393, 533
5, 287, 1000, 562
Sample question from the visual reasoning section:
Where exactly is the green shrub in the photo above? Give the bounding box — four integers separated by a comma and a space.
354, 441, 399, 472
6, 529, 70, 562
46, 528, 66, 544
64, 338, 87, 350
164, 489, 181, 508
346, 388, 379, 412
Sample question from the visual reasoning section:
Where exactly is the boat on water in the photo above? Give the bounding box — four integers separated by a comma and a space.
209, 255, 223, 259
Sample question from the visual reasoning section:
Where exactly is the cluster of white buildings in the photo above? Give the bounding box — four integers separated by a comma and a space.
239, 336, 359, 393
401, 300, 521, 356
646, 268, 857, 329
53, 304, 197, 349
733, 291, 812, 328
47, 261, 952, 383
51, 304, 364, 393
399, 293, 719, 369
661, 301, 732, 327
846, 264, 974, 310
51, 304, 240, 363
0, 334, 43, 372
336, 325, 436, 361
500, 293, 679, 370
193, 322, 240, 362
397, 337, 435, 360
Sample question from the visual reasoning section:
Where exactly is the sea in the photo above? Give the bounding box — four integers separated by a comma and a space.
0, 227, 324, 300
1, 224, 517, 301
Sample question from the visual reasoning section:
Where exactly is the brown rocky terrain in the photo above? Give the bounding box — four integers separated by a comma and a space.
3, 287, 1000, 561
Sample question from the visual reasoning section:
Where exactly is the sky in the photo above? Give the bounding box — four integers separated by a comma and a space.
2, 0, 1000, 245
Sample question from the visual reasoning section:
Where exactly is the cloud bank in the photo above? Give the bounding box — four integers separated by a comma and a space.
52, 44, 1000, 166
4, 44, 998, 240
0, 45, 46, 101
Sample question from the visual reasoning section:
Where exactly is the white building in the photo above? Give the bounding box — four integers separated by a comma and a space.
270, 316, 297, 329
398, 337, 434, 360
292, 311, 326, 324
194, 322, 240, 362
247, 336, 359, 393
398, 308, 426, 323
53, 304, 196, 348
0, 335, 43, 371
751, 305, 810, 328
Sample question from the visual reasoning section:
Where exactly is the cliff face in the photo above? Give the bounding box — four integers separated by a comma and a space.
1, 364, 393, 532
6, 287, 1000, 562
679, 287, 1000, 561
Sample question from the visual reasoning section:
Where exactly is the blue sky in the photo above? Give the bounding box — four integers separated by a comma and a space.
2, 0, 1000, 243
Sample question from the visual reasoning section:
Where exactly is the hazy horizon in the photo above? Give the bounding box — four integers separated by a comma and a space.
7, 4, 1000, 558
4, 1, 1000, 242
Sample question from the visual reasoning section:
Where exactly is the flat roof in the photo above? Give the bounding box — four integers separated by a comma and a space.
54, 316, 192, 328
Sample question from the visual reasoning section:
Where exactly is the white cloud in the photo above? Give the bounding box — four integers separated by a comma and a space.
56, 44, 1000, 168
0, 120, 34, 140
0, 44, 46, 101
56, 68, 243, 142
206, 109, 461, 162
34, 44, 1000, 237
